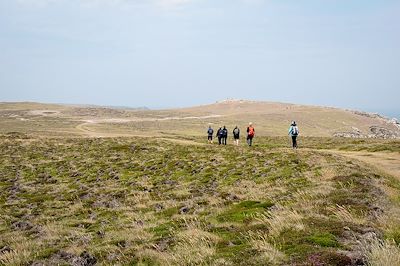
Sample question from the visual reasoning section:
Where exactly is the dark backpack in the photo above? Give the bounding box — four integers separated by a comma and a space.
233, 128, 239, 136
208, 128, 213, 135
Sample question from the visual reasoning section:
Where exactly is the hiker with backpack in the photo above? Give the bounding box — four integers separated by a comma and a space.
288, 121, 299, 149
216, 127, 223, 145
233, 126, 240, 146
207, 125, 214, 144
246, 123, 255, 146
222, 126, 228, 145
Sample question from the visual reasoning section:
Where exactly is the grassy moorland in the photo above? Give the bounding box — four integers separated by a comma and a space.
1, 134, 400, 265
1, 101, 399, 138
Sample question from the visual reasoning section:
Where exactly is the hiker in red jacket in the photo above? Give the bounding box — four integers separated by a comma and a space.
246, 122, 255, 146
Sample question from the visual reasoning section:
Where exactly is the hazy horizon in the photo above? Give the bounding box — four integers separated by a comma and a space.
1, 0, 399, 116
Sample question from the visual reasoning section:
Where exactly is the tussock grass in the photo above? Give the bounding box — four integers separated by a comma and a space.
247, 232, 287, 265
0, 135, 399, 265
254, 207, 305, 237
0, 235, 38, 266
363, 237, 400, 266
328, 204, 366, 225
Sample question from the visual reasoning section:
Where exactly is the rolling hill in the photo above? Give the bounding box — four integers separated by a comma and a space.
0, 100, 399, 138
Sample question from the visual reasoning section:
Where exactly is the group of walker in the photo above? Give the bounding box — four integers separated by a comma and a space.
207, 121, 299, 148
207, 122, 256, 146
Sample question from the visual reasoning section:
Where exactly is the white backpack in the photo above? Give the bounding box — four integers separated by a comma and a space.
292, 126, 299, 136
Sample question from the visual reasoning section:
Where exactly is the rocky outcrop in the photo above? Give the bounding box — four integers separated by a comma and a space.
334, 126, 400, 139
390, 118, 400, 129
352, 110, 385, 119
335, 111, 400, 139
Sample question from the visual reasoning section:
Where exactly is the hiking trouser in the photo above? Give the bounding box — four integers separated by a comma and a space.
247, 136, 253, 146
223, 137, 227, 145
291, 136, 297, 148
218, 137, 222, 145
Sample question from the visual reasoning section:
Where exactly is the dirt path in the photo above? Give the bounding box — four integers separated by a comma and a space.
326, 150, 400, 180
75, 122, 136, 138
74, 122, 207, 146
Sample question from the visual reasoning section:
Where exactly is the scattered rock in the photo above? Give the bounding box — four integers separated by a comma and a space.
179, 206, 190, 214
352, 111, 384, 119
107, 198, 120, 209
37, 173, 57, 184
306, 251, 352, 266
70, 171, 80, 177
225, 193, 239, 201
71, 251, 97, 266
108, 170, 120, 180
162, 179, 177, 186
369, 206, 384, 220
135, 220, 144, 227
12, 220, 34, 231
0, 246, 11, 254
338, 250, 365, 266
106, 253, 118, 262
30, 262, 45, 266
368, 126, 399, 139
54, 250, 75, 261
154, 203, 164, 212
153, 238, 173, 252
334, 125, 400, 139
96, 230, 105, 238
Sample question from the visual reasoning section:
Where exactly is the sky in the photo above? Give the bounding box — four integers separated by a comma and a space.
0, 0, 399, 116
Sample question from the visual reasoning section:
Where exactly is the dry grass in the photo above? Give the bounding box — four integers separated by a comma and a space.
169, 228, 218, 265
363, 237, 400, 266
0, 235, 38, 266
328, 204, 366, 225
254, 206, 305, 237
247, 232, 287, 265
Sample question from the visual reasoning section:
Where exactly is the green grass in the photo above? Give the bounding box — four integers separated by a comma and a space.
217, 200, 274, 223
306, 232, 340, 247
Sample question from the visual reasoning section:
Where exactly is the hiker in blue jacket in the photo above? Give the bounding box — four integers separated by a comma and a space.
288, 121, 299, 149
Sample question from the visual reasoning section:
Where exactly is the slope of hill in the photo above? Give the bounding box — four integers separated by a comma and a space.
0, 100, 399, 138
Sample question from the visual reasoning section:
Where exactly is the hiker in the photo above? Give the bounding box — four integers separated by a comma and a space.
288, 121, 299, 149
207, 125, 214, 144
216, 127, 223, 145
246, 122, 255, 146
222, 126, 228, 145
233, 126, 240, 146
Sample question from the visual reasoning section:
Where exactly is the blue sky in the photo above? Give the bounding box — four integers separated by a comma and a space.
0, 0, 399, 116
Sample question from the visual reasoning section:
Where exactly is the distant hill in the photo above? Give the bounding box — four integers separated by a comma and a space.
0, 100, 399, 138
